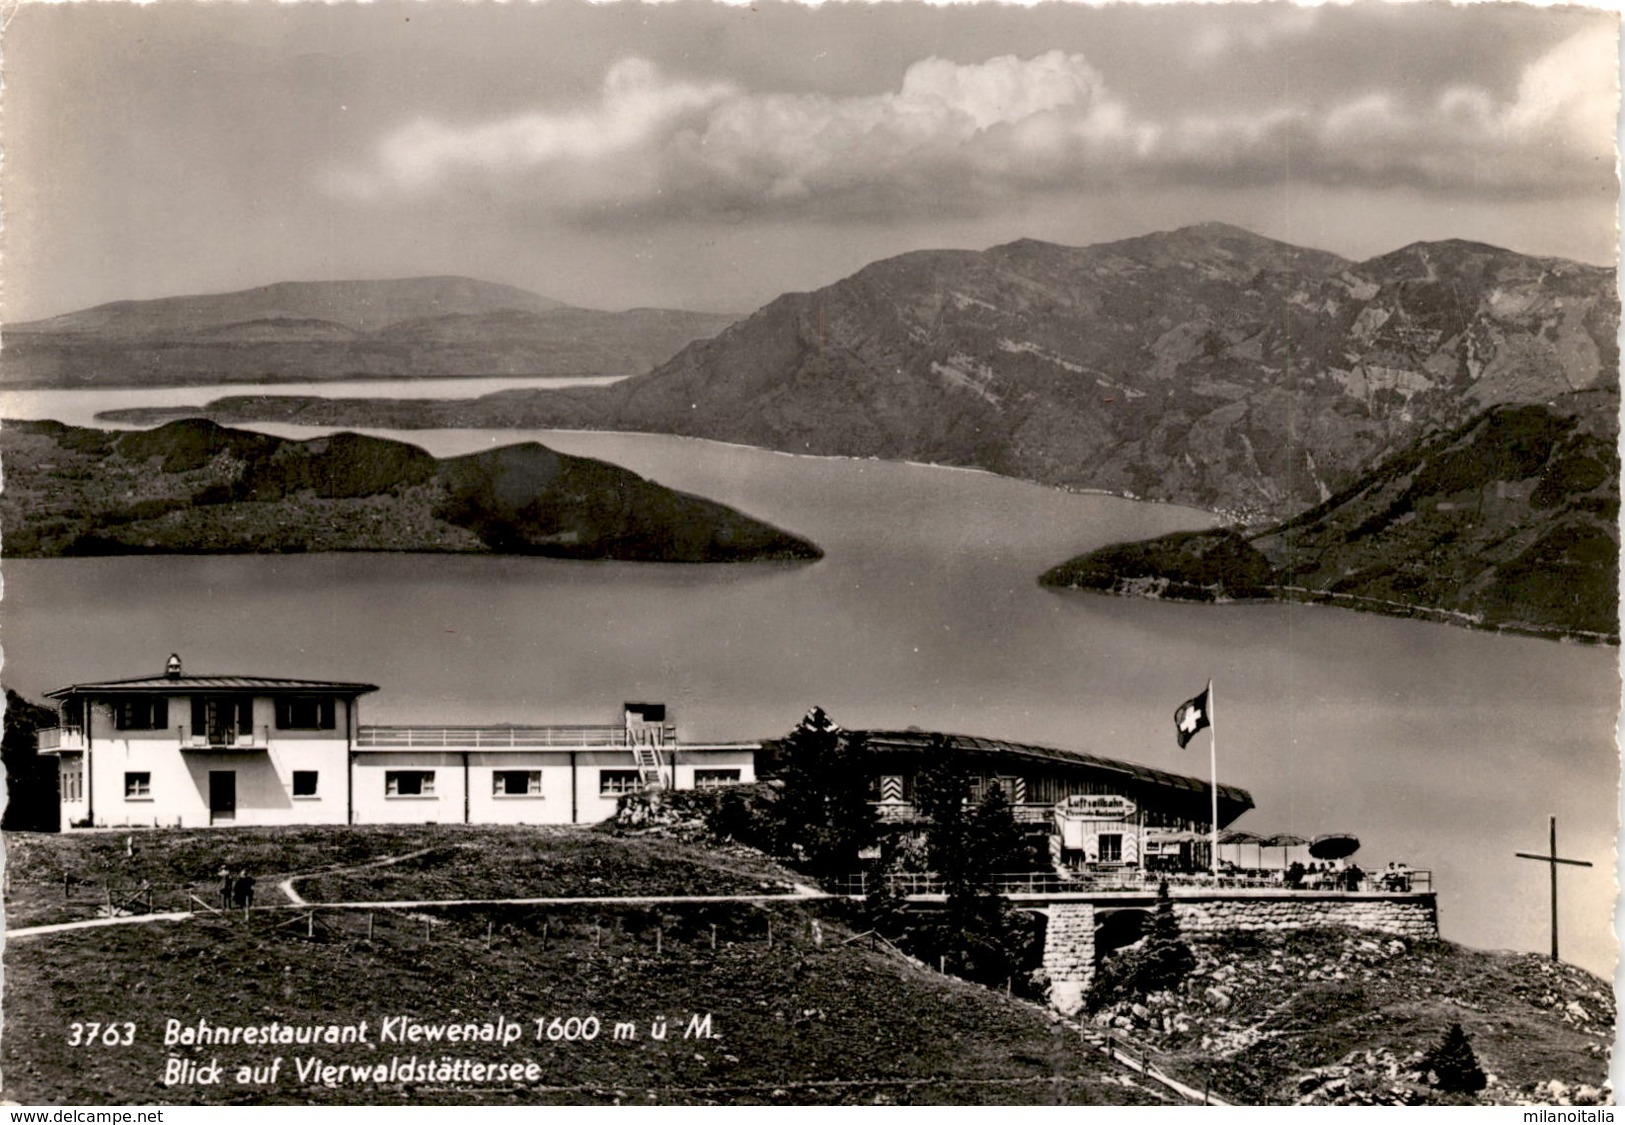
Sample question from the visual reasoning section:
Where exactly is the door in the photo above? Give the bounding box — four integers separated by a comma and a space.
209, 771, 236, 824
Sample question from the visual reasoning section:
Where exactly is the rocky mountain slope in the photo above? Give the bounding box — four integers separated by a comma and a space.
1040, 390, 1619, 641
1090, 929, 1613, 1106
6, 277, 737, 387
0, 418, 819, 562
109, 225, 1618, 523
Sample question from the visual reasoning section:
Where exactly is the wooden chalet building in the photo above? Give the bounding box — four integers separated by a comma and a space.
852, 730, 1255, 872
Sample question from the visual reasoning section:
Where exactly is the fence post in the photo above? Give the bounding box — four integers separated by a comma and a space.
767, 918, 773, 949
486, 920, 493, 948
307, 912, 314, 939
64, 874, 70, 900
542, 920, 548, 948
655, 927, 662, 956
709, 924, 716, 951
367, 913, 374, 941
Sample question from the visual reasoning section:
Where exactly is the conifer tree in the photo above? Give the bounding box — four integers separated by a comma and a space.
1422, 1022, 1487, 1094
772, 707, 877, 877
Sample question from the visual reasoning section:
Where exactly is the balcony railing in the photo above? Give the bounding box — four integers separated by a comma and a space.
36, 726, 83, 752
356, 725, 678, 750
184, 726, 270, 751
873, 801, 1054, 824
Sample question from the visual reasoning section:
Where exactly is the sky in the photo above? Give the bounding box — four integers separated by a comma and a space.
4, 0, 1619, 321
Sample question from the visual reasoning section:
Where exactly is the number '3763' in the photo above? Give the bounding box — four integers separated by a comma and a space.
68, 1022, 135, 1046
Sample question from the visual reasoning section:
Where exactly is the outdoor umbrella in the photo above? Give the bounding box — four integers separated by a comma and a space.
1219, 829, 1264, 868
1260, 833, 1309, 867
1309, 833, 1361, 861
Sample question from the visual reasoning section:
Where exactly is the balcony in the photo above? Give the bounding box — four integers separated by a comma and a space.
356, 724, 679, 750
36, 726, 85, 752
184, 726, 270, 751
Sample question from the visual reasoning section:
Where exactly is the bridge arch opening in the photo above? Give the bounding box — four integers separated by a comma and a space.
1094, 907, 1154, 961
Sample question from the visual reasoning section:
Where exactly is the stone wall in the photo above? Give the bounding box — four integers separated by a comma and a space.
1041, 903, 1096, 1016
1036, 893, 1437, 1013
1171, 894, 1437, 940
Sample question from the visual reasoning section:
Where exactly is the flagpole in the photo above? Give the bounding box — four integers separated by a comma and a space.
1209, 678, 1219, 885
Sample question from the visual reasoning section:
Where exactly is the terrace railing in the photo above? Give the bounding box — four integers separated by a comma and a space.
828, 868, 1433, 896
356, 725, 677, 750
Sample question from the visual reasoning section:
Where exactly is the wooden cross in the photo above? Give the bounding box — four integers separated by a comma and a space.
1514, 815, 1592, 963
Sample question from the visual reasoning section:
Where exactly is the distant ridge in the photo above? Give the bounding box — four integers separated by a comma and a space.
6, 277, 738, 388
14, 276, 567, 335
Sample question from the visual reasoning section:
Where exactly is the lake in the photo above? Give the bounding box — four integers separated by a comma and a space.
1, 425, 1617, 978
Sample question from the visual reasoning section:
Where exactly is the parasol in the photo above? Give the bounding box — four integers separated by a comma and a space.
1219, 829, 1265, 868
1309, 833, 1361, 861
1260, 833, 1309, 867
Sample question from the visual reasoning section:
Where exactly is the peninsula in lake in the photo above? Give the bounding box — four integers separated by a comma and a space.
1040, 390, 1620, 642
0, 418, 820, 563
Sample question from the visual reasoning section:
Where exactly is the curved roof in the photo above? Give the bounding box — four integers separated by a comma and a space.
45, 674, 378, 699
856, 729, 1255, 824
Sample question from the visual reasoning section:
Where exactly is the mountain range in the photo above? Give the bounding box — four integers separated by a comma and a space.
107, 224, 1619, 524
6, 277, 738, 387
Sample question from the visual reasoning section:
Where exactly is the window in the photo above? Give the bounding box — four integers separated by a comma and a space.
694, 769, 741, 790
276, 696, 336, 731
1098, 834, 1123, 864
599, 769, 642, 796
385, 770, 435, 797
113, 697, 168, 731
124, 772, 152, 800
494, 770, 541, 796
61, 765, 83, 802
291, 771, 319, 797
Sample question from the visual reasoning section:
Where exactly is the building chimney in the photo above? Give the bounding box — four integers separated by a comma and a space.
165, 653, 182, 679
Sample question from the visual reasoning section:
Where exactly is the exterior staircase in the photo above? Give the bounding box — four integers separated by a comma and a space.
632, 740, 665, 789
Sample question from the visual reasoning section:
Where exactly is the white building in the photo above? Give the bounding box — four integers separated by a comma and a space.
38, 656, 758, 830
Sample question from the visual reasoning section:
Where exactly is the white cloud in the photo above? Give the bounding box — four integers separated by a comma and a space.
327, 35, 1619, 223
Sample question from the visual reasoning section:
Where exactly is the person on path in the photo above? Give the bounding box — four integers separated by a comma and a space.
233, 870, 256, 909
218, 867, 233, 910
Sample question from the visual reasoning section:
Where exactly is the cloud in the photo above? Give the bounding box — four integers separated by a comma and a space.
327, 34, 1618, 224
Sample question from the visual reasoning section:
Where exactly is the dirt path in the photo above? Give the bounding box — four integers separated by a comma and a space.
277, 844, 469, 905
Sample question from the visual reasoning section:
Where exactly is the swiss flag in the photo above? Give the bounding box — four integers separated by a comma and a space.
1174, 686, 1211, 749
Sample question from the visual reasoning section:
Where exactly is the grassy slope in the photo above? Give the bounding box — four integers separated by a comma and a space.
3, 827, 799, 929
4, 834, 1161, 1106
0, 419, 820, 562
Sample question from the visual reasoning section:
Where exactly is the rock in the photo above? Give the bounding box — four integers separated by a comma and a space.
1130, 1003, 1151, 1021
1565, 1000, 1591, 1022
1297, 1074, 1323, 1093
1574, 1085, 1601, 1106
1204, 987, 1233, 1011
